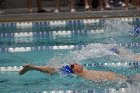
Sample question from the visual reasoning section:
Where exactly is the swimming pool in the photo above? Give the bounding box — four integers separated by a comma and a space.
0, 17, 140, 93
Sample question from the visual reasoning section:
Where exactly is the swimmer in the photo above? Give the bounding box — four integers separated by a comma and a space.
110, 47, 140, 61
73, 43, 140, 62
19, 63, 131, 82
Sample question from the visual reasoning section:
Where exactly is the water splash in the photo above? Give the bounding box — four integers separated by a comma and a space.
71, 43, 118, 61
47, 43, 136, 66
90, 18, 133, 38
103, 18, 133, 36
47, 53, 78, 67
71, 43, 135, 62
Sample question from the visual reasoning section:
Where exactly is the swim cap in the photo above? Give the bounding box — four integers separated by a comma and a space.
129, 27, 140, 36
110, 48, 119, 54
60, 65, 74, 74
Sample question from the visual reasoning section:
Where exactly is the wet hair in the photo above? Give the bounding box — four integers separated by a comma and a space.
70, 64, 75, 69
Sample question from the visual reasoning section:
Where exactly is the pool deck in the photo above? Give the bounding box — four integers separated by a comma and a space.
0, 7, 140, 22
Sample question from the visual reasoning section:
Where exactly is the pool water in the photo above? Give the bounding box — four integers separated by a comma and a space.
0, 18, 140, 93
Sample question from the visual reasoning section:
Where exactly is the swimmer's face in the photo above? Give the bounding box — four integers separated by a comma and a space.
70, 63, 83, 73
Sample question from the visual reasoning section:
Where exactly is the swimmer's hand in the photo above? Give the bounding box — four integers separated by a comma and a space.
19, 64, 32, 75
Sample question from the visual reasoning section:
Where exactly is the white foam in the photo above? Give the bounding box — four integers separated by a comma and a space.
92, 18, 134, 37
107, 18, 132, 32
72, 43, 117, 61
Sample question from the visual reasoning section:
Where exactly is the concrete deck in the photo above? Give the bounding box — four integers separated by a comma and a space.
0, 7, 140, 22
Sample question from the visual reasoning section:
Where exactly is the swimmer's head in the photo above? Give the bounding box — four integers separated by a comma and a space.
70, 63, 83, 73
110, 48, 120, 54
129, 27, 140, 36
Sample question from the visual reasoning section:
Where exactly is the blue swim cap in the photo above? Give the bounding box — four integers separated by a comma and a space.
60, 65, 74, 74
110, 48, 119, 54
129, 27, 140, 36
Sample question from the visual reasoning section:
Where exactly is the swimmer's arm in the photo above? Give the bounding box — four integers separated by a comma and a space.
19, 64, 58, 75
30, 65, 58, 74
119, 49, 140, 61
134, 55, 140, 61
117, 48, 139, 60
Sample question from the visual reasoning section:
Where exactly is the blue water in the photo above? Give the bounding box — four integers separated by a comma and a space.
0, 18, 140, 93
